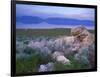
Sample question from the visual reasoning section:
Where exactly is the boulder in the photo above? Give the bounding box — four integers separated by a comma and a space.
38, 62, 54, 72
71, 26, 94, 47
52, 51, 70, 65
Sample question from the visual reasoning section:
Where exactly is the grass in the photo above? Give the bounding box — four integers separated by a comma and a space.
16, 53, 89, 75
16, 53, 53, 75
16, 28, 93, 74
54, 55, 89, 71
16, 28, 94, 38
16, 28, 71, 38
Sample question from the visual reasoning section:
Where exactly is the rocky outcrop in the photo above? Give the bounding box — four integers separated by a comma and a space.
71, 26, 94, 47
38, 62, 54, 72
52, 51, 70, 65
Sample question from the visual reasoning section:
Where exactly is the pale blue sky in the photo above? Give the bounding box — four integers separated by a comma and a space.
16, 4, 94, 20
16, 4, 95, 29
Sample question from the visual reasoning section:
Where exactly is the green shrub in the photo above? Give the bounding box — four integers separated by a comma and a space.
54, 55, 89, 71
16, 52, 53, 75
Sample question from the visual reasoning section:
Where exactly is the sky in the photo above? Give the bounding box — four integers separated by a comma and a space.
16, 4, 95, 29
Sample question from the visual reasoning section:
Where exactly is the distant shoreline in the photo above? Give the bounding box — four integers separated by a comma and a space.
16, 28, 94, 30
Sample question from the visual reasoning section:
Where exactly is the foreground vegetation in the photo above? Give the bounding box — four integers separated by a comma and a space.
16, 28, 94, 75
16, 53, 89, 74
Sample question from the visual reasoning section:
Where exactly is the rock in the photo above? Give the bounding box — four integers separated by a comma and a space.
38, 62, 54, 72
71, 26, 94, 47
56, 55, 70, 65
53, 36, 75, 51
52, 51, 70, 65
38, 65, 47, 72
52, 51, 64, 59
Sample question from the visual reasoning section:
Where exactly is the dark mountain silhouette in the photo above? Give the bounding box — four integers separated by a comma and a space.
16, 16, 43, 24
16, 16, 94, 27
46, 18, 94, 26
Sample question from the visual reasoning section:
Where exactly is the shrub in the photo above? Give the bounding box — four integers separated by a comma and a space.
16, 52, 53, 74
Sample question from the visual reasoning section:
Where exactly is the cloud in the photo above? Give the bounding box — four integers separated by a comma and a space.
16, 4, 95, 21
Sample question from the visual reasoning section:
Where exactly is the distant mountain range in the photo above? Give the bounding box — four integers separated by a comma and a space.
16, 16, 94, 27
